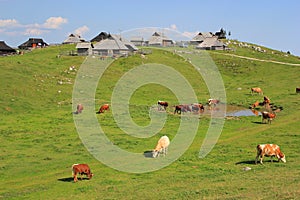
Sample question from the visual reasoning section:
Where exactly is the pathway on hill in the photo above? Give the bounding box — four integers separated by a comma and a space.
211, 52, 300, 66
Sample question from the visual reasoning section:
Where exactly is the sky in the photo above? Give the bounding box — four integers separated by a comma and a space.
1, 0, 300, 56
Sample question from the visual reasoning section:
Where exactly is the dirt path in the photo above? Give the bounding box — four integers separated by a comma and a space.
211, 52, 300, 66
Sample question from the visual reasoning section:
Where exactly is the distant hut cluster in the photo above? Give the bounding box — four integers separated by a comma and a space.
0, 38, 48, 56
0, 28, 229, 57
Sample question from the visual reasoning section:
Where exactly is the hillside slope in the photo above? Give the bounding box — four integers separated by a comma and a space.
0, 43, 299, 199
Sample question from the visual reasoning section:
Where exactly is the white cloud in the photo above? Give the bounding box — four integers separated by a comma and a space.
74, 25, 89, 36
23, 28, 49, 36
43, 17, 68, 29
0, 19, 19, 27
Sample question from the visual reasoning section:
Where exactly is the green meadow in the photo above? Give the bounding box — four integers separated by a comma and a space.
0, 43, 299, 199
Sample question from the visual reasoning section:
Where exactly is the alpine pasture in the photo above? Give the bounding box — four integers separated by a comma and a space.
0, 43, 299, 199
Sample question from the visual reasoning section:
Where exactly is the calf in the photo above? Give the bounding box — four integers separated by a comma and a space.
72, 164, 93, 182
96, 104, 109, 114
153, 135, 170, 158
255, 144, 286, 164
262, 111, 276, 124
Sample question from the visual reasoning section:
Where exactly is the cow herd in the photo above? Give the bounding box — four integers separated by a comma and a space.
249, 88, 282, 124
249, 87, 286, 165
158, 100, 217, 115
71, 87, 286, 183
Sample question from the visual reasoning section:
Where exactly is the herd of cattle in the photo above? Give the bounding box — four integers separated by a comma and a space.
71, 86, 287, 182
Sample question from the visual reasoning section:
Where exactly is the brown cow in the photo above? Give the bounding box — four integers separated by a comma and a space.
251, 87, 263, 95
255, 144, 286, 164
96, 104, 109, 114
157, 100, 169, 111
74, 104, 83, 114
263, 96, 271, 108
251, 101, 260, 109
261, 111, 276, 124
72, 164, 93, 182
191, 103, 204, 113
174, 104, 191, 114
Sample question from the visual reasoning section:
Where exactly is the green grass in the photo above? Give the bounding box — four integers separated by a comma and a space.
0, 44, 299, 199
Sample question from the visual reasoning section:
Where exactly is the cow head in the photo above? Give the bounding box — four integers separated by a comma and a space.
152, 150, 159, 158
88, 173, 94, 179
277, 152, 286, 163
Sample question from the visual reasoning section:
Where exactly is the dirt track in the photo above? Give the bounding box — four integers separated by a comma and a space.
212, 52, 300, 66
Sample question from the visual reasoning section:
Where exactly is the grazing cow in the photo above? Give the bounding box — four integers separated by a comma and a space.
263, 96, 271, 108
96, 104, 109, 114
174, 105, 183, 114
174, 104, 191, 114
157, 100, 169, 111
262, 111, 276, 124
251, 87, 263, 95
255, 144, 286, 164
191, 103, 204, 113
74, 104, 83, 114
251, 101, 260, 109
72, 164, 93, 182
296, 87, 300, 93
208, 99, 220, 108
153, 135, 170, 158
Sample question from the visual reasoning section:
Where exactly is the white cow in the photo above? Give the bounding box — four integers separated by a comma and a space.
152, 135, 170, 158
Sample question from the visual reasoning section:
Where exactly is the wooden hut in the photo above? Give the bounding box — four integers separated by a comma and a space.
0, 41, 16, 55
18, 38, 48, 50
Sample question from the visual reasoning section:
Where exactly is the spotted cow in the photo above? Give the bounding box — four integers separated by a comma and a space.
255, 144, 286, 164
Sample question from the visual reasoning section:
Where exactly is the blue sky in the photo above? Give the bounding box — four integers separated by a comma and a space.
1, 0, 300, 56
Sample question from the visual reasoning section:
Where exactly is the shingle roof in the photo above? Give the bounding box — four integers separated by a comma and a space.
93, 35, 128, 50
191, 32, 214, 42
63, 34, 85, 44
196, 37, 225, 48
0, 41, 16, 51
90, 32, 109, 42
148, 32, 173, 45
76, 42, 93, 49
18, 38, 48, 49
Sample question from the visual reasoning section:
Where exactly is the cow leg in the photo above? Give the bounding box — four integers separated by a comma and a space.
73, 173, 78, 182
162, 147, 166, 156
260, 155, 264, 164
255, 155, 259, 164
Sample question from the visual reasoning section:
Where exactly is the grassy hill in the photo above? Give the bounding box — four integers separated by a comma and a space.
0, 43, 299, 199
